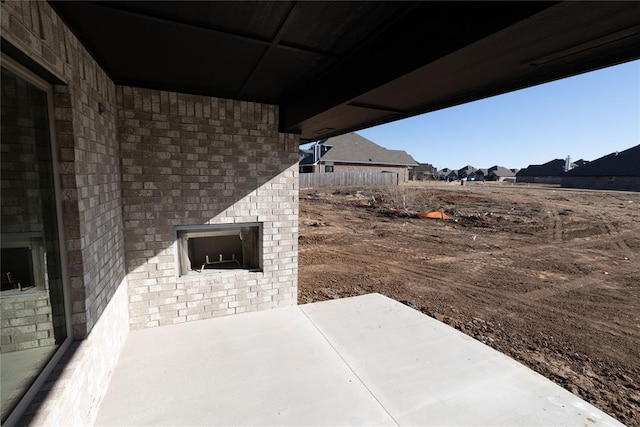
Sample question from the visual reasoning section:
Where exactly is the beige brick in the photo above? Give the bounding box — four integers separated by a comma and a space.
159, 317, 186, 326
115, 86, 298, 328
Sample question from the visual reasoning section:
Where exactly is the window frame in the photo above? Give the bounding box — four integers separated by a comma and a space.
1, 53, 73, 426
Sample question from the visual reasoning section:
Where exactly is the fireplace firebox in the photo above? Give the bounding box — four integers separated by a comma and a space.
175, 224, 262, 276
0, 232, 46, 293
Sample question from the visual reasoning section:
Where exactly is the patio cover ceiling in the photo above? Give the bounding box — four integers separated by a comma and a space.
49, 1, 640, 142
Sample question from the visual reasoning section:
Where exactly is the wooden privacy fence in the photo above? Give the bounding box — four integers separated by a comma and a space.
300, 172, 398, 188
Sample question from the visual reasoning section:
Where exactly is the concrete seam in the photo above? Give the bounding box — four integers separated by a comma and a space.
298, 306, 400, 426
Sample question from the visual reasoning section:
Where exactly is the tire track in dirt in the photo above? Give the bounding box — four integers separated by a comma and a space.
510, 214, 637, 267
558, 228, 636, 250
304, 215, 638, 332
545, 210, 564, 243
519, 270, 632, 302
597, 212, 632, 253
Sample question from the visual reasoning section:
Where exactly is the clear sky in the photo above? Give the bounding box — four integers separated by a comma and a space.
350, 59, 639, 171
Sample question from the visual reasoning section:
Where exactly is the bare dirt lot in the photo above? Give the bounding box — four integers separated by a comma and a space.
298, 182, 640, 425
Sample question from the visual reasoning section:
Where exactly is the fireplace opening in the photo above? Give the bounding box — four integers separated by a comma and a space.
176, 224, 262, 276
1, 233, 46, 293
1, 248, 32, 291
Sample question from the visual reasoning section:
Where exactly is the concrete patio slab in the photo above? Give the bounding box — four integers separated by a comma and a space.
95, 293, 623, 426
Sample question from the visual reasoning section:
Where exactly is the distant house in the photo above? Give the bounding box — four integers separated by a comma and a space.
441, 169, 458, 181
562, 145, 640, 191
516, 159, 568, 184
457, 165, 477, 179
487, 166, 516, 182
437, 168, 454, 180
412, 163, 438, 180
299, 133, 418, 182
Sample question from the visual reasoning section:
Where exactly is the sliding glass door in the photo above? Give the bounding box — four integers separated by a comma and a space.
1, 62, 69, 423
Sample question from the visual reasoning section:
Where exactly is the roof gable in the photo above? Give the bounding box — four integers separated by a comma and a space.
489, 166, 516, 177
565, 145, 640, 177
458, 165, 477, 174
318, 133, 418, 166
517, 159, 566, 177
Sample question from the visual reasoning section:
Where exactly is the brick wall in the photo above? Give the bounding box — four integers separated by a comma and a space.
21, 280, 129, 426
0, 294, 55, 353
53, 58, 123, 339
116, 87, 299, 329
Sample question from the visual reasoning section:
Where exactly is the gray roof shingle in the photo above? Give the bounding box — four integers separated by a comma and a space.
565, 145, 640, 177
517, 159, 566, 177
489, 166, 516, 177
318, 133, 418, 166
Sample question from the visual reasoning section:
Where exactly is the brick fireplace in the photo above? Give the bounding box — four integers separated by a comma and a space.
117, 86, 299, 329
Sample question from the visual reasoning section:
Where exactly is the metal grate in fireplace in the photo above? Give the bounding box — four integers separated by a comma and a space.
175, 224, 262, 276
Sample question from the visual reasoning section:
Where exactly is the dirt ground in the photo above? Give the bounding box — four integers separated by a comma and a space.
298, 182, 640, 425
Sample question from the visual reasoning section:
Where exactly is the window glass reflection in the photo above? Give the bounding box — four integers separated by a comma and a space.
1, 66, 67, 422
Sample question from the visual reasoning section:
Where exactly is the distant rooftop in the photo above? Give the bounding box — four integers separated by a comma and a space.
317, 133, 418, 166
516, 159, 567, 177
565, 145, 640, 177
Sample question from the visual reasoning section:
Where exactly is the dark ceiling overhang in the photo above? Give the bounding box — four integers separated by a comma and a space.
48, 1, 640, 143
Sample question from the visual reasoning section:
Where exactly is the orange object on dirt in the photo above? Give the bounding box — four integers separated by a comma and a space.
356, 200, 368, 207
417, 211, 449, 220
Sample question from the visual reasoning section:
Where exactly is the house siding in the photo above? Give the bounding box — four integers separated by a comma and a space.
516, 176, 562, 184
561, 176, 640, 192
